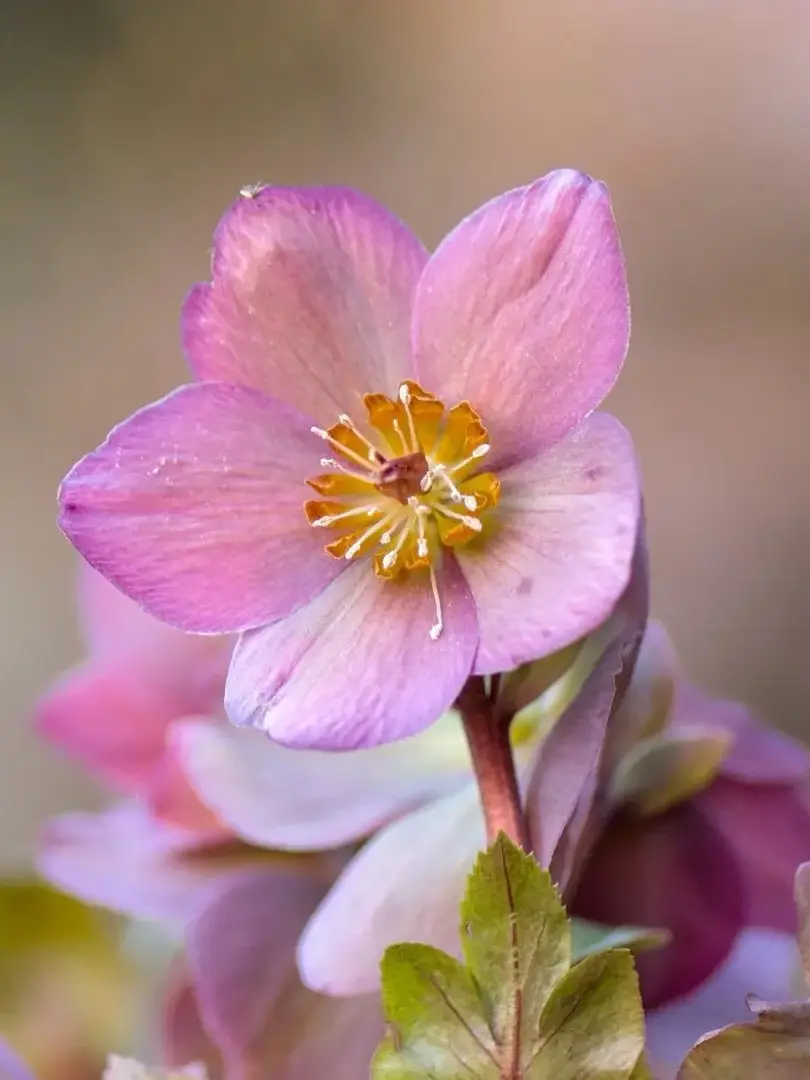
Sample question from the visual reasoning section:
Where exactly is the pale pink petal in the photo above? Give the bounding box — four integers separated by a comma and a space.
256, 990, 383, 1080
526, 621, 630, 870
171, 715, 470, 851
163, 947, 384, 1080
185, 865, 323, 1061
37, 802, 231, 924
34, 663, 177, 792
147, 722, 232, 835
225, 559, 477, 749
570, 802, 747, 1008
673, 687, 810, 786
413, 170, 629, 468
183, 186, 427, 425
161, 969, 224, 1077
77, 562, 233, 712
646, 930, 801, 1080
59, 383, 340, 633
298, 785, 483, 996
698, 778, 810, 930
459, 412, 639, 674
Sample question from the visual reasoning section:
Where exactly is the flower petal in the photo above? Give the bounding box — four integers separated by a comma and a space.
59, 383, 339, 633
459, 412, 639, 674
698, 778, 810, 930
160, 967, 224, 1076
298, 786, 484, 996
412, 170, 629, 468
146, 721, 232, 835
163, 958, 384, 1079
34, 663, 178, 792
171, 714, 470, 851
646, 930, 802, 1080
674, 687, 810, 786
570, 802, 747, 1008
185, 865, 323, 1060
183, 186, 427, 425
225, 558, 477, 749
37, 802, 226, 925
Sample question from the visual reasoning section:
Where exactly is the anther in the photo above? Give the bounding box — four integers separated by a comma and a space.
448, 443, 491, 474
398, 383, 419, 452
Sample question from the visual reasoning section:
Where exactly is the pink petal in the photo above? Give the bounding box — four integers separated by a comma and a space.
698, 778, 810, 931
526, 620, 631, 870
646, 930, 801, 1080
183, 186, 427, 425
146, 722, 232, 836
34, 662, 178, 792
459, 412, 639, 674
59, 383, 340, 633
171, 716, 470, 851
412, 170, 629, 468
161, 968, 224, 1076
570, 802, 747, 1008
225, 559, 477, 749
298, 786, 483, 996
673, 687, 810, 786
163, 959, 384, 1080
76, 562, 233, 708
185, 865, 323, 1061
37, 802, 233, 924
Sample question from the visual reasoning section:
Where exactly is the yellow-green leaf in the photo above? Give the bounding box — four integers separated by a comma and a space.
526, 950, 645, 1080
461, 833, 569, 1067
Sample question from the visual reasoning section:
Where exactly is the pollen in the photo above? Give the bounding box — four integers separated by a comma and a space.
303, 381, 500, 639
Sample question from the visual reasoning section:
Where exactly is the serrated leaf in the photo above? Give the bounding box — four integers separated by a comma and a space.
375, 943, 498, 1079
460, 833, 569, 1066
571, 918, 670, 961
374, 835, 647, 1080
676, 1023, 810, 1079
526, 950, 645, 1079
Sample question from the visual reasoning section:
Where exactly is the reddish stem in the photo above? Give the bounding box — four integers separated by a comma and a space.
457, 676, 531, 851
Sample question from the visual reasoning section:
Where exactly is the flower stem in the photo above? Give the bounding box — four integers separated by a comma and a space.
457, 676, 531, 851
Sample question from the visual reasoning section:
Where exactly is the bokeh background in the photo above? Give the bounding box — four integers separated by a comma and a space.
3, 0, 809, 870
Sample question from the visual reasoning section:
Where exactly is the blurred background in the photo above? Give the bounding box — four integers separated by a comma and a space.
2, 0, 809, 906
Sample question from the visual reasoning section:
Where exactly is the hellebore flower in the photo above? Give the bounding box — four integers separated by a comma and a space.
566, 620, 810, 1008
57, 170, 639, 748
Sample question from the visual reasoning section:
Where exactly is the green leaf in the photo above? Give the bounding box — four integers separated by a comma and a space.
374, 834, 647, 1080
374, 943, 498, 1079
571, 918, 670, 961
460, 834, 570, 1065
526, 950, 645, 1080
676, 1023, 810, 1079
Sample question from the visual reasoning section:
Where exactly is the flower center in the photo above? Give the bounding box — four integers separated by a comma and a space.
304, 380, 500, 639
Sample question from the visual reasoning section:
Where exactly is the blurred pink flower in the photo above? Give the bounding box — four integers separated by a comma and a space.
564, 621, 810, 1007
57, 171, 639, 750
35, 563, 232, 836
36, 565, 468, 1076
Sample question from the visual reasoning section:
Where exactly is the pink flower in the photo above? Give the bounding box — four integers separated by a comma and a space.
57, 171, 639, 749
564, 621, 810, 1007
35, 562, 232, 835
36, 565, 469, 1075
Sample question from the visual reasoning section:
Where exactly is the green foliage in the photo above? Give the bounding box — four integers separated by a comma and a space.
372, 834, 646, 1079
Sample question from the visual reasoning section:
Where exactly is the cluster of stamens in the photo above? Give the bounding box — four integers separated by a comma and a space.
303, 381, 500, 640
